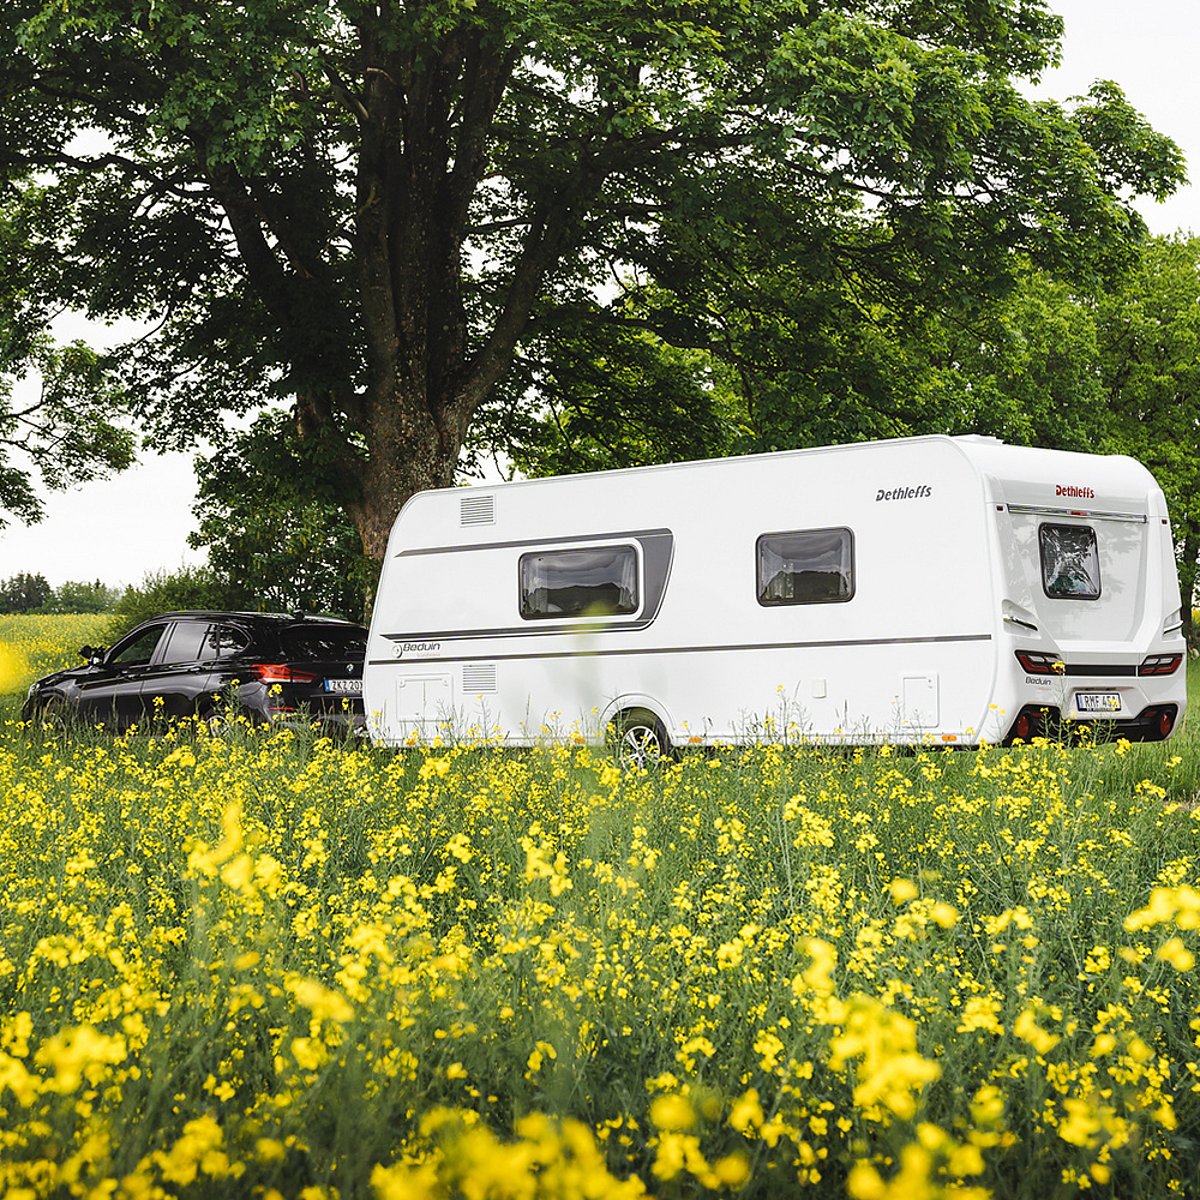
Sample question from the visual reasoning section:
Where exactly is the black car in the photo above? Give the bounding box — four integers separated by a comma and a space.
22, 611, 367, 733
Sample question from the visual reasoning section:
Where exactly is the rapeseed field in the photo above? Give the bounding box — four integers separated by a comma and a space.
0, 617, 1198, 1198
0, 614, 112, 696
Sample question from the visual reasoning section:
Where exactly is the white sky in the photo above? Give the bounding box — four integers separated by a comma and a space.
1, 0, 1198, 589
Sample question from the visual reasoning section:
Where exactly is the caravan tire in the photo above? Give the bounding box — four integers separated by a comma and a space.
608, 709, 670, 770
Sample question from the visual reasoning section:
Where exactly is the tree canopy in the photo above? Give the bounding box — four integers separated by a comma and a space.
1094, 236, 1200, 642
0, 0, 1185, 573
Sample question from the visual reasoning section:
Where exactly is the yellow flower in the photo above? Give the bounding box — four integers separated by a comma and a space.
649, 1093, 695, 1131
1156, 937, 1195, 971
1013, 1008, 1060, 1056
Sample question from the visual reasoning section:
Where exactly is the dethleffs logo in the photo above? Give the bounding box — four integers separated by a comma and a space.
1056, 483, 1095, 499
876, 484, 932, 502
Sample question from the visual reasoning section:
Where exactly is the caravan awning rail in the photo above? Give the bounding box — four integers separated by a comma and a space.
1003, 503, 1148, 524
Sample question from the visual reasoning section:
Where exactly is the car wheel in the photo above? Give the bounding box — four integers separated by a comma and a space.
608, 709, 670, 770
201, 708, 234, 736
37, 697, 74, 731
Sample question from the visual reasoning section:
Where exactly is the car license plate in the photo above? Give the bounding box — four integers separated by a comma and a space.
1076, 692, 1121, 713
325, 678, 363, 696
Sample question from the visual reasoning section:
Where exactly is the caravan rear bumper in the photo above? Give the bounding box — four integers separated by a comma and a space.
1004, 703, 1180, 744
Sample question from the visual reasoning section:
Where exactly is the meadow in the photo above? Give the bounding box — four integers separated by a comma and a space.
0, 613, 113, 697
0, 616, 1197, 1198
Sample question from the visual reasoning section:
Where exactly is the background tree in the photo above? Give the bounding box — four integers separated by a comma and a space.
106, 565, 245, 639
0, 0, 1183, 577
44, 579, 122, 613
1095, 235, 1200, 645
190, 411, 373, 619
0, 571, 51, 613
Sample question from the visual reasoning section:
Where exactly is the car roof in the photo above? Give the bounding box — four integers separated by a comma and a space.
149, 610, 364, 626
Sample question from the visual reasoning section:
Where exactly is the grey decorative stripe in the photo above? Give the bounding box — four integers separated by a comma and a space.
369, 632, 992, 667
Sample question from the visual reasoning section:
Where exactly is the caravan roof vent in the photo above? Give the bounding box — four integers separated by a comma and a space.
460, 494, 495, 527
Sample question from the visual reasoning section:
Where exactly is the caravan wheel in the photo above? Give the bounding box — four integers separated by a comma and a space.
608, 709, 670, 770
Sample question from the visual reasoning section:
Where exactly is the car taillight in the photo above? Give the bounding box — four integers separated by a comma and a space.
252, 663, 319, 684
1015, 651, 1064, 675
1138, 654, 1183, 676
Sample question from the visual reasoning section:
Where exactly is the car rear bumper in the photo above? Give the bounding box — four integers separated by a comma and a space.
1005, 702, 1181, 744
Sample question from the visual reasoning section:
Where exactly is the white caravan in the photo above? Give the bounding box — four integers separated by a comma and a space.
364, 436, 1188, 751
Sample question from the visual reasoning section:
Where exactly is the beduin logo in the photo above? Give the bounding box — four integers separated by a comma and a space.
1055, 483, 1095, 499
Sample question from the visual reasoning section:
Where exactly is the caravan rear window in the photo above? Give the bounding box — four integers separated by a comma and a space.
757, 528, 854, 605
519, 545, 639, 620
1039, 524, 1100, 599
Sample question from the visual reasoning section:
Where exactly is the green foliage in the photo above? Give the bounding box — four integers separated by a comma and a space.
0, 574, 121, 614
106, 565, 249, 642
1094, 236, 1200, 642
0, 571, 51, 613
0, 333, 136, 527
471, 303, 743, 478
189, 412, 373, 621
0, 0, 1185, 554
42, 579, 122, 614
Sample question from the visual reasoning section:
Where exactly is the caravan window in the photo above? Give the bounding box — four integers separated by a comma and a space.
1039, 524, 1100, 599
757, 528, 854, 606
519, 545, 639, 620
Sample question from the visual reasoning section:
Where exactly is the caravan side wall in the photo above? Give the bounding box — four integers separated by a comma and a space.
365, 439, 1005, 745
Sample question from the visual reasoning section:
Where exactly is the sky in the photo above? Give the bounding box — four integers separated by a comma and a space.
1, 0, 1199, 589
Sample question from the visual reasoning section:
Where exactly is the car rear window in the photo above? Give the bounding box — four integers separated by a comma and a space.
281, 624, 367, 660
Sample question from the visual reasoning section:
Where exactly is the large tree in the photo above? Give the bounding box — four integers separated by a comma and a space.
1095, 236, 1200, 644
0, 0, 1184, 561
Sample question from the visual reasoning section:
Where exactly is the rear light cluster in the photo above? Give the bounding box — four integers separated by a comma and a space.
252, 663, 318, 684
1017, 651, 1183, 677
1015, 651, 1064, 675
1138, 654, 1183, 677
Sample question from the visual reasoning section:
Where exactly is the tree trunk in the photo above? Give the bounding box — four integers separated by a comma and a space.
344, 382, 463, 565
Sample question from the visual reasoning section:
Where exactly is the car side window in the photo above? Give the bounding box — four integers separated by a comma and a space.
202, 625, 250, 661
110, 625, 169, 667
159, 621, 213, 665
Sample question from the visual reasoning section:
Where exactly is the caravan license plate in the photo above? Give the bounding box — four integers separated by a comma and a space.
325, 678, 363, 696
1076, 692, 1121, 713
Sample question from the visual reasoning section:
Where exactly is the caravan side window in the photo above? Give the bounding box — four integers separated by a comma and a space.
757, 528, 854, 606
1039, 524, 1100, 599
519, 545, 639, 619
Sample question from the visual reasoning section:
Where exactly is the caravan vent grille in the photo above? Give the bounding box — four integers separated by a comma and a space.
463, 664, 497, 694
460, 494, 495, 526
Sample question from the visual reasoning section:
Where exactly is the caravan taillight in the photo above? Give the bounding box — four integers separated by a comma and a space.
1138, 654, 1183, 677
1015, 651, 1064, 675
